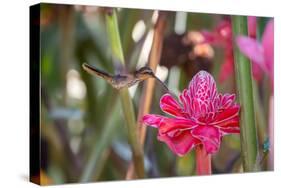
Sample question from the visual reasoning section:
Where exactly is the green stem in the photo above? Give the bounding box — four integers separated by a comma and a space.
119, 9, 140, 58
105, 9, 145, 178
105, 10, 125, 64
268, 95, 274, 170
80, 99, 119, 182
252, 81, 267, 145
231, 16, 259, 171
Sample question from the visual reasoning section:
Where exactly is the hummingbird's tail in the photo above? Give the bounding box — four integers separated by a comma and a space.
82, 63, 113, 80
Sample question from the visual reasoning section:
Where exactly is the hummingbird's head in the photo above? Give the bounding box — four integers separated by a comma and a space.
135, 67, 155, 80
135, 66, 170, 92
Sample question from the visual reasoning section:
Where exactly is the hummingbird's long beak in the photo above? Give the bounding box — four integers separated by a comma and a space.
152, 74, 178, 98
151, 74, 170, 92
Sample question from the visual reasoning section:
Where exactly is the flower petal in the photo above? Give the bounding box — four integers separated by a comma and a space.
191, 125, 221, 154
252, 63, 263, 82
142, 114, 166, 128
212, 105, 240, 134
219, 126, 240, 135
247, 16, 257, 38
212, 105, 240, 126
216, 20, 232, 40
160, 93, 184, 117
261, 20, 274, 77
188, 71, 218, 118
158, 117, 197, 135
188, 71, 217, 100
215, 115, 240, 135
218, 56, 234, 82
158, 130, 199, 156
236, 36, 265, 66
179, 89, 190, 114
215, 116, 239, 127
219, 93, 235, 109
201, 31, 217, 44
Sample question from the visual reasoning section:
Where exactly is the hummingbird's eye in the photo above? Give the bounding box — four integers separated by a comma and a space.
136, 67, 154, 77
144, 70, 153, 75
142, 68, 153, 74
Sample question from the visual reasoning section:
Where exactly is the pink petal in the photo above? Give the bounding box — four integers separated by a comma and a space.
191, 125, 221, 154
252, 62, 264, 82
158, 117, 197, 135
212, 107, 240, 134
179, 89, 191, 115
186, 71, 219, 119
219, 93, 235, 109
158, 130, 199, 156
216, 20, 232, 40
261, 20, 274, 77
202, 20, 232, 45
213, 105, 240, 126
142, 114, 166, 128
248, 16, 257, 38
201, 31, 217, 44
219, 126, 240, 135
236, 36, 265, 66
160, 94, 184, 117
215, 115, 239, 127
218, 57, 234, 82
188, 71, 217, 102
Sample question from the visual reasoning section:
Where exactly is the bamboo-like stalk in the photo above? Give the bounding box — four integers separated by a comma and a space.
195, 146, 211, 175
252, 81, 267, 146
231, 16, 259, 171
125, 12, 167, 179
59, 5, 75, 105
105, 9, 145, 178
268, 95, 274, 170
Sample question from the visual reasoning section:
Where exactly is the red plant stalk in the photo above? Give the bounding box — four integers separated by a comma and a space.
195, 145, 211, 175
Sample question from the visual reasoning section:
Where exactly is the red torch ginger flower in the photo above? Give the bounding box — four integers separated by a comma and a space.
142, 71, 240, 156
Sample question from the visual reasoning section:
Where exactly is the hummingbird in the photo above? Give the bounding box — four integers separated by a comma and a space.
82, 63, 169, 91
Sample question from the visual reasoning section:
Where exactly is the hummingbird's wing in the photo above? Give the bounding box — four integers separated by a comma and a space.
82, 63, 114, 83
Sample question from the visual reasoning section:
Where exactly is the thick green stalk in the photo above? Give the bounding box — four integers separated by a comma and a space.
252, 81, 267, 146
105, 9, 145, 178
105, 10, 125, 64
268, 95, 274, 170
231, 16, 259, 171
80, 99, 119, 182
